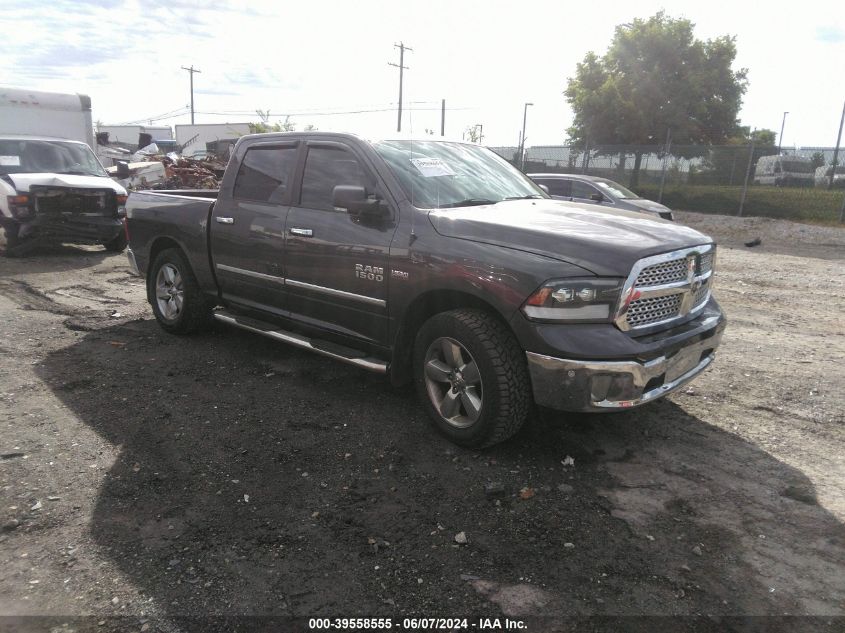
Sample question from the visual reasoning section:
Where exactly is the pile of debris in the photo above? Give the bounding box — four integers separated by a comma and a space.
157, 154, 221, 189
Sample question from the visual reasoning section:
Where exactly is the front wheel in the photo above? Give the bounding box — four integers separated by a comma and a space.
148, 248, 212, 334
413, 309, 531, 448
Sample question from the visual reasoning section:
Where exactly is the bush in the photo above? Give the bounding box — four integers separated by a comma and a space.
634, 184, 845, 222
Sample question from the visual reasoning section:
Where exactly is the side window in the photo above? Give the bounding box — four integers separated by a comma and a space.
541, 179, 571, 197
300, 146, 370, 211
233, 146, 297, 203
572, 181, 598, 200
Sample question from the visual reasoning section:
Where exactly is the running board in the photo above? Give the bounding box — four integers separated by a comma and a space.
212, 309, 388, 374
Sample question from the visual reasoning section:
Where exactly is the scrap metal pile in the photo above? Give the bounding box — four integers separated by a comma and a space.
156, 154, 222, 189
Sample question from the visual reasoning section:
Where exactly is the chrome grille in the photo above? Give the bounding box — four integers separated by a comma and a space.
699, 251, 714, 275
693, 278, 711, 307
626, 294, 683, 327
618, 245, 715, 331
635, 259, 688, 287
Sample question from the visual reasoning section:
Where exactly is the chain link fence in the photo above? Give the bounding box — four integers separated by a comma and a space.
489, 144, 845, 223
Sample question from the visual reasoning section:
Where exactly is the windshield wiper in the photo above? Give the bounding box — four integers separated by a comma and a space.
438, 198, 497, 208
502, 195, 543, 201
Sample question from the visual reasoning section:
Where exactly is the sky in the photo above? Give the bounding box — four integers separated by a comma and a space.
2, 0, 844, 148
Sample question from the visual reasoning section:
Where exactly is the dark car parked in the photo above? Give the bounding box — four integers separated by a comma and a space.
528, 173, 674, 220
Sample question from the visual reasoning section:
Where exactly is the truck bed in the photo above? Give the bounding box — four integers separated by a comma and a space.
125, 190, 218, 291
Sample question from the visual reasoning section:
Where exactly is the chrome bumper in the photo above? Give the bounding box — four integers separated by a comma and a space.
526, 318, 724, 411
126, 248, 140, 276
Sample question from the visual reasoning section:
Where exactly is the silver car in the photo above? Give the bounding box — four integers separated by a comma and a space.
528, 173, 674, 220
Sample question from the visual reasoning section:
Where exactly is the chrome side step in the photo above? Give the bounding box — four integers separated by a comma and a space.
212, 309, 388, 374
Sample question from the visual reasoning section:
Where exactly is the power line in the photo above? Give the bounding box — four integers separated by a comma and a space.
117, 106, 191, 125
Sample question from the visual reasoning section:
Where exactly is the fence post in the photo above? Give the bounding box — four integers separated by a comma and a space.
658, 128, 672, 203
738, 137, 756, 217
839, 191, 845, 223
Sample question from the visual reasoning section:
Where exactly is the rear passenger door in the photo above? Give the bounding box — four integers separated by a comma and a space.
209, 141, 299, 313
284, 141, 397, 346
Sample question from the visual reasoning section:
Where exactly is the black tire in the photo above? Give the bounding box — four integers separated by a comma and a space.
103, 231, 128, 252
413, 309, 531, 448
148, 248, 212, 334
1, 224, 22, 257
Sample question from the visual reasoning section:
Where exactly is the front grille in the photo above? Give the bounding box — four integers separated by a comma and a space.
635, 258, 688, 287
692, 277, 711, 307
699, 251, 714, 275
32, 187, 115, 216
626, 293, 683, 327
621, 246, 715, 331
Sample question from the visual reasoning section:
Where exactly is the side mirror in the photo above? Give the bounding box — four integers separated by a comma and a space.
116, 161, 130, 179
590, 192, 604, 202
537, 184, 550, 194
332, 185, 387, 219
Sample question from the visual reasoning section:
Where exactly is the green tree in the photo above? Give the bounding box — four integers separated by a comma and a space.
564, 12, 749, 186
704, 127, 777, 185
810, 151, 825, 170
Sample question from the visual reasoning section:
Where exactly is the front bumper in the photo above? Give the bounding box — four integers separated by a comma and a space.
526, 313, 725, 411
2, 215, 123, 244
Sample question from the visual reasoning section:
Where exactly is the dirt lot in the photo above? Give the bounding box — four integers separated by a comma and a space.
0, 212, 843, 632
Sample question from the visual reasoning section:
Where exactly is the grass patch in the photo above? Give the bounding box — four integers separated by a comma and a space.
634, 184, 845, 223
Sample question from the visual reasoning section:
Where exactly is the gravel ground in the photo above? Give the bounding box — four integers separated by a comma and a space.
0, 213, 843, 632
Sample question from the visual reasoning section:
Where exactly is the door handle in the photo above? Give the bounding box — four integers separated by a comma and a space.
289, 227, 313, 237
215, 216, 234, 225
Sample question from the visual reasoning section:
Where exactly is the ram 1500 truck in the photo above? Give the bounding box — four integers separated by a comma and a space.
125, 133, 725, 448
1, 136, 128, 255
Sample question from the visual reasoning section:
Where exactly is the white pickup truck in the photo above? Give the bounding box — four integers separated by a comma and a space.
0, 135, 128, 255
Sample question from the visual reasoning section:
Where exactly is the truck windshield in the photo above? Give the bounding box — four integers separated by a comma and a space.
594, 179, 639, 200
373, 140, 546, 209
0, 139, 107, 177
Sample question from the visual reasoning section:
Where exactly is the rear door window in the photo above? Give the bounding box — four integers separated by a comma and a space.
539, 178, 572, 197
233, 145, 298, 203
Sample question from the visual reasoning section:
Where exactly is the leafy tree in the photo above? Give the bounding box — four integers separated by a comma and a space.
704, 127, 776, 184
810, 151, 825, 170
564, 12, 749, 186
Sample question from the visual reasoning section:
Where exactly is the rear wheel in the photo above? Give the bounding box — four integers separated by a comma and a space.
413, 309, 531, 448
148, 248, 212, 334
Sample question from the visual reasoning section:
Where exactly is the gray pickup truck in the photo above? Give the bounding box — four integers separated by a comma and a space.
125, 132, 725, 447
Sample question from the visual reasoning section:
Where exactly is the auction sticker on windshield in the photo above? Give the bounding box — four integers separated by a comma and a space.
410, 157, 456, 177
0, 156, 21, 166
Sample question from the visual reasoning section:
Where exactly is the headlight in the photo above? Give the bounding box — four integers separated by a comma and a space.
522, 278, 624, 322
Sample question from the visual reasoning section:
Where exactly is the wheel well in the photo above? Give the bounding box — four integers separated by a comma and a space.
390, 290, 513, 386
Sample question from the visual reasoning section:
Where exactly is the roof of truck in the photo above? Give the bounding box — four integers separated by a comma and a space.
0, 134, 88, 144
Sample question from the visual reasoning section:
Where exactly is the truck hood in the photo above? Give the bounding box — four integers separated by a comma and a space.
7, 173, 127, 195
428, 199, 712, 277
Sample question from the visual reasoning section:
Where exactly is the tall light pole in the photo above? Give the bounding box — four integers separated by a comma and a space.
520, 102, 533, 171
777, 111, 788, 155
181, 65, 201, 125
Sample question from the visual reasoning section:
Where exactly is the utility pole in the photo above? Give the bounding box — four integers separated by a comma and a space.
829, 100, 845, 190
777, 111, 788, 155
441, 99, 445, 136
181, 65, 201, 124
388, 43, 412, 132
477, 124, 483, 145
